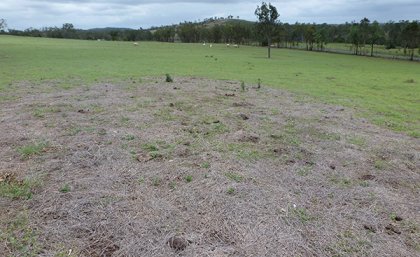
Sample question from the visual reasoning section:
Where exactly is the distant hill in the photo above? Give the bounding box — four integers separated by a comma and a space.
201, 18, 255, 28
82, 19, 255, 33
87, 27, 134, 32
148, 18, 255, 31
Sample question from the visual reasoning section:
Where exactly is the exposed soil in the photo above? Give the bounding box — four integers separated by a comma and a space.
0, 77, 419, 256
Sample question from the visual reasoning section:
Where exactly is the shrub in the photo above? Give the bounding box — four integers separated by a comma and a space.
165, 74, 173, 83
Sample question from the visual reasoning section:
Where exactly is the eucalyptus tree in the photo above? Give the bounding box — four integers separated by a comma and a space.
255, 2, 280, 58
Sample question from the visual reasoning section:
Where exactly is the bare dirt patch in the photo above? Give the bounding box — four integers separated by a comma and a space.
0, 77, 419, 256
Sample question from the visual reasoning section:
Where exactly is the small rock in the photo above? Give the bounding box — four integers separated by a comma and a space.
77, 109, 89, 114
169, 103, 175, 107
225, 93, 235, 97
173, 87, 180, 90
329, 164, 336, 170
239, 113, 249, 120
212, 120, 220, 124
168, 236, 188, 251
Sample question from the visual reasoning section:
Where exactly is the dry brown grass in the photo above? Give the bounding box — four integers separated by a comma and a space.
0, 77, 419, 256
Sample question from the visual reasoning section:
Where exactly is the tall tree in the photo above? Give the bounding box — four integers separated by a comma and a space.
349, 23, 361, 55
368, 21, 384, 57
255, 2, 280, 58
304, 24, 316, 51
315, 24, 328, 51
0, 19, 6, 32
402, 21, 420, 61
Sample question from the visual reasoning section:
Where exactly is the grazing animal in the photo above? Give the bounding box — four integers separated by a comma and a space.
203, 42, 206, 46
209, 44, 213, 48
233, 44, 239, 48
133, 42, 139, 46
226, 44, 230, 47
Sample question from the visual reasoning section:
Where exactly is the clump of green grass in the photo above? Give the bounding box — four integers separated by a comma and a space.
66, 127, 82, 136
329, 175, 353, 188
271, 121, 301, 146
152, 177, 161, 187
140, 141, 175, 160
32, 108, 45, 118
88, 103, 105, 113
291, 207, 313, 223
0, 177, 42, 200
374, 159, 387, 170
211, 123, 229, 135
120, 116, 130, 124
359, 181, 369, 187
0, 211, 41, 256
225, 143, 266, 161
165, 73, 173, 83
327, 230, 372, 256
59, 184, 71, 193
18, 141, 49, 158
240, 81, 246, 91
97, 128, 107, 136
0, 181, 33, 200
201, 162, 210, 169
347, 136, 366, 147
184, 175, 193, 183
122, 134, 135, 141
141, 143, 161, 159
225, 172, 244, 182
154, 108, 176, 121
227, 187, 235, 195
297, 166, 311, 176
32, 106, 61, 118
141, 143, 159, 152
149, 151, 163, 159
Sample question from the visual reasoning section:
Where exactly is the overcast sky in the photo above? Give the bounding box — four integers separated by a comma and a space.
1, 0, 419, 30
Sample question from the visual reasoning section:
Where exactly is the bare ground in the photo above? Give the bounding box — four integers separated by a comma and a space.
0, 77, 419, 257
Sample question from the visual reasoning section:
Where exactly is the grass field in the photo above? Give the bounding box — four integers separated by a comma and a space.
1, 35, 419, 256
0, 35, 419, 136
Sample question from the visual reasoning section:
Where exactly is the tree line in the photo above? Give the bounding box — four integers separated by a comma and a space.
1, 16, 419, 60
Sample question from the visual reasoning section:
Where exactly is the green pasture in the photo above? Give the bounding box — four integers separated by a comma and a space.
0, 35, 419, 136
